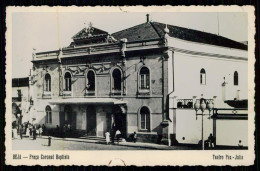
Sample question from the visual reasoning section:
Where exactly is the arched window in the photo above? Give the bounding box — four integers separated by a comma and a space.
139, 67, 150, 90
45, 106, 52, 124
200, 68, 206, 85
86, 70, 95, 91
234, 71, 238, 85
44, 74, 51, 92
112, 68, 122, 91
140, 106, 150, 130
64, 72, 72, 91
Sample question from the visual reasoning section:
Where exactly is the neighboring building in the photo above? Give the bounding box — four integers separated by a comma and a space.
12, 77, 33, 125
30, 15, 248, 145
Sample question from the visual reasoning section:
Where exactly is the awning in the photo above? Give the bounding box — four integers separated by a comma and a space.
49, 98, 126, 105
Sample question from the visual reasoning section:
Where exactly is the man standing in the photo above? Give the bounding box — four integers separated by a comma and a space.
33, 126, 37, 140
19, 124, 23, 140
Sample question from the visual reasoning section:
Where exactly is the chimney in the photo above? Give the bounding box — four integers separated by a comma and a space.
146, 14, 150, 23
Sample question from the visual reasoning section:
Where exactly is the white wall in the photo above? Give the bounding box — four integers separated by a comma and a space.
168, 37, 248, 107
168, 37, 248, 146
216, 120, 248, 146
176, 109, 213, 144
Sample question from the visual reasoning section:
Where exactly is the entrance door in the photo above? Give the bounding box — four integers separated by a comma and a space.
86, 105, 96, 136
113, 109, 127, 138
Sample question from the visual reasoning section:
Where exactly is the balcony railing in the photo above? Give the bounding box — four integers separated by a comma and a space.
176, 99, 214, 109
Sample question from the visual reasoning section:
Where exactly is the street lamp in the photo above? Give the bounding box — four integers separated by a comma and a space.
194, 98, 214, 150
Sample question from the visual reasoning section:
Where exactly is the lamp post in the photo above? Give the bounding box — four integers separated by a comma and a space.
194, 98, 214, 150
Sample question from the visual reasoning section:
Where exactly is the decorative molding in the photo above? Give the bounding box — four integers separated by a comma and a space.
170, 47, 247, 61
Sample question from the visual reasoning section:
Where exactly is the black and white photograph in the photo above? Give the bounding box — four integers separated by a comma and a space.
5, 6, 255, 166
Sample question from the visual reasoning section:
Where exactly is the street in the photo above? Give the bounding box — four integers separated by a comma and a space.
12, 137, 198, 150
12, 137, 145, 150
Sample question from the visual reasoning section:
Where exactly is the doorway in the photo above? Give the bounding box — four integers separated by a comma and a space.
86, 105, 96, 136
113, 105, 127, 138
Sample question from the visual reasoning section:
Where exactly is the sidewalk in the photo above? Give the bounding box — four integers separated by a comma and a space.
38, 136, 193, 150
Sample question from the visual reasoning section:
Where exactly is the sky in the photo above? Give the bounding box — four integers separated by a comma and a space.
11, 12, 248, 78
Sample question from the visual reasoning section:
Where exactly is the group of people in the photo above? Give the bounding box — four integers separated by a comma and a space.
104, 130, 137, 145
12, 121, 45, 140
53, 124, 72, 138
105, 129, 121, 145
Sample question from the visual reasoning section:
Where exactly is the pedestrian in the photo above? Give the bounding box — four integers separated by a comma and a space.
13, 126, 18, 139
38, 125, 43, 137
67, 124, 71, 137
63, 124, 67, 138
42, 124, 46, 136
19, 125, 23, 140
115, 130, 121, 144
26, 126, 30, 137
56, 125, 60, 137
33, 126, 37, 140
29, 124, 32, 138
105, 131, 110, 145
206, 133, 215, 148
133, 132, 137, 143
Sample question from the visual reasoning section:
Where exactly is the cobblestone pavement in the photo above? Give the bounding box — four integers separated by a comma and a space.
12, 137, 196, 150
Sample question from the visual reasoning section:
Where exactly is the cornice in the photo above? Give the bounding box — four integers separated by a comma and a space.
169, 47, 247, 61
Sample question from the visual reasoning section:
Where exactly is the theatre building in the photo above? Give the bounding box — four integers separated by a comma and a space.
30, 15, 248, 144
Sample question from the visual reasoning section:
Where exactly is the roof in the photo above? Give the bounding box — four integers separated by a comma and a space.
49, 98, 126, 105
12, 77, 29, 87
112, 21, 247, 50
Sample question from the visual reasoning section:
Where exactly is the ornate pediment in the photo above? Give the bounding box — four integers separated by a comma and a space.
71, 22, 117, 46
72, 27, 108, 40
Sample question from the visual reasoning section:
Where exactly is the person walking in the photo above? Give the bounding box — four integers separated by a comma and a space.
42, 124, 46, 136
29, 124, 32, 138
19, 125, 23, 140
32, 126, 37, 140
38, 125, 43, 137
105, 131, 110, 145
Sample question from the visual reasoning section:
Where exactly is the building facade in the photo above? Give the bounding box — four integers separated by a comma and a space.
30, 16, 248, 145
12, 77, 33, 126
